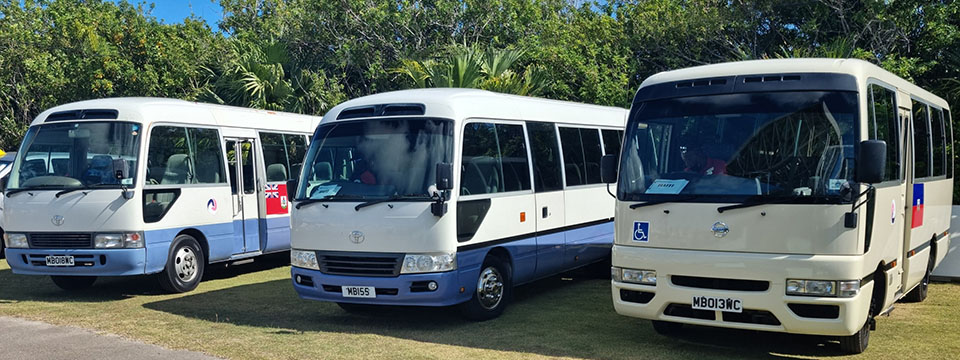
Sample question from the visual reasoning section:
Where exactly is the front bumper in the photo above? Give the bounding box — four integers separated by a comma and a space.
611, 245, 872, 336
291, 266, 470, 307
5, 248, 147, 276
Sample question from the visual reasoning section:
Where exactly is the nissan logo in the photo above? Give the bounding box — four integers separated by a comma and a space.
711, 221, 729, 238
349, 231, 365, 244
51, 215, 65, 226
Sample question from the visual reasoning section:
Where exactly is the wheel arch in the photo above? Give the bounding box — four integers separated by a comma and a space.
176, 228, 209, 264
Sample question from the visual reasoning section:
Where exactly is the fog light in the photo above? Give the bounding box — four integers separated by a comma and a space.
296, 275, 302, 283
427, 281, 438, 291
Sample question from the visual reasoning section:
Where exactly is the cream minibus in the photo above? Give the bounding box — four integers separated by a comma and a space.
289, 89, 626, 320
602, 59, 952, 354
2, 98, 319, 292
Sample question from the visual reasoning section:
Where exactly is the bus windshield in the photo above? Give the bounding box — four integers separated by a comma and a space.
8, 121, 141, 190
618, 91, 858, 203
297, 118, 454, 200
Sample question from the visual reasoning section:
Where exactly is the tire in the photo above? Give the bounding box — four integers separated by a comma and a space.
651, 320, 683, 335
158, 234, 205, 293
839, 319, 871, 354
903, 252, 933, 303
51, 276, 97, 290
458, 255, 512, 321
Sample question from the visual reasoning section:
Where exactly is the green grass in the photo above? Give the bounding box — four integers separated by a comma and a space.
0, 257, 958, 359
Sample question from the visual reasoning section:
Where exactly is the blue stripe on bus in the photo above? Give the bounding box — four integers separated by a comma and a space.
292, 221, 613, 307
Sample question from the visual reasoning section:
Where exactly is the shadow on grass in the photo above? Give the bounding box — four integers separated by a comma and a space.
0, 255, 290, 304
141, 265, 853, 359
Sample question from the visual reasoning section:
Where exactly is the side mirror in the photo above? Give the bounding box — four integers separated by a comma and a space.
601, 154, 618, 184
286, 178, 299, 198
0, 176, 7, 192
435, 163, 453, 191
855, 140, 886, 184
112, 158, 130, 180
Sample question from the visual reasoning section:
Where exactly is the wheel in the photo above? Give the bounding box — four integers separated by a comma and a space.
51, 276, 97, 290
839, 318, 871, 354
651, 320, 683, 335
903, 252, 934, 303
158, 234, 205, 293
458, 256, 511, 321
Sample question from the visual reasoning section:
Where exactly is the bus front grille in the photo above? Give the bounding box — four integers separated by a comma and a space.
318, 252, 404, 277
28, 233, 93, 249
671, 275, 769, 292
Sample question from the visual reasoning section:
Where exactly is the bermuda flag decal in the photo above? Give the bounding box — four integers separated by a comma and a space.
911, 183, 924, 229
265, 183, 289, 215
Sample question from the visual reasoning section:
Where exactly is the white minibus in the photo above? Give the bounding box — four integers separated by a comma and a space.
289, 89, 626, 320
2, 98, 319, 292
603, 59, 953, 354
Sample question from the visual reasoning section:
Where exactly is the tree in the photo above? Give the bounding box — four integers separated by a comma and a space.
393, 46, 549, 96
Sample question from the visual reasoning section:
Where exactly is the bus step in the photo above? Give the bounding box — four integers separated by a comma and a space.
228, 258, 255, 267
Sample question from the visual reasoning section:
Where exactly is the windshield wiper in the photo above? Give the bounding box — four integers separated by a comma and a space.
354, 194, 432, 211
293, 194, 365, 210
55, 184, 119, 198
629, 195, 702, 209
716, 195, 806, 213
6, 185, 62, 197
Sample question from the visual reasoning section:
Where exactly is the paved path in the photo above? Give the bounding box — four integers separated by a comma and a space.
0, 316, 220, 360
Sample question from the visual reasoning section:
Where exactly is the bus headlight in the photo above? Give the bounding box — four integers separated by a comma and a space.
94, 232, 144, 248
94, 234, 124, 248
612, 267, 656, 285
401, 253, 456, 274
3, 233, 28, 248
291, 249, 319, 270
786, 279, 858, 297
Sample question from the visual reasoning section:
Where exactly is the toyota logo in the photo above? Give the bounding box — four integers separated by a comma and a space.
711, 221, 729, 238
51, 215, 65, 226
349, 231, 365, 244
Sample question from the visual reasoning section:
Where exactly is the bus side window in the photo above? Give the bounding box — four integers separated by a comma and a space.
460, 122, 530, 195
526, 122, 563, 193
189, 128, 226, 184
912, 100, 931, 178
581, 128, 603, 184
602, 129, 622, 160
870, 84, 900, 182
286, 134, 307, 179
932, 107, 946, 176
559, 127, 586, 186
947, 109, 954, 178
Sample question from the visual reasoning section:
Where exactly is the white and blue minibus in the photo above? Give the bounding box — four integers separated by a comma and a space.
288, 89, 626, 320
2, 98, 319, 292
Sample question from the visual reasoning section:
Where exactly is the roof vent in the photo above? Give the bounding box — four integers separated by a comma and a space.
337, 103, 426, 120
45, 109, 119, 122
743, 75, 802, 84
675, 78, 728, 88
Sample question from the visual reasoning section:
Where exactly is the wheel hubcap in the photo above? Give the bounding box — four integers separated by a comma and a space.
174, 247, 198, 283
476, 266, 504, 310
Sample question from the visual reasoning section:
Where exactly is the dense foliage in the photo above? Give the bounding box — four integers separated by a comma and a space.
1, 0, 959, 200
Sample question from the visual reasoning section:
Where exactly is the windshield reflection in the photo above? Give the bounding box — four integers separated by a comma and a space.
297, 118, 454, 200
619, 91, 858, 202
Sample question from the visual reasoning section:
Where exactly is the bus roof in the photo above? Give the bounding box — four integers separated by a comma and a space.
320, 88, 627, 128
31, 97, 322, 134
639, 58, 949, 109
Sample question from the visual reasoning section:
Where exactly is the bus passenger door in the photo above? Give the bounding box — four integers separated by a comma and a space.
526, 122, 566, 278
227, 139, 262, 254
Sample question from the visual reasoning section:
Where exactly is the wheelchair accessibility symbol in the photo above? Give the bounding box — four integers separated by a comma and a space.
633, 221, 649, 242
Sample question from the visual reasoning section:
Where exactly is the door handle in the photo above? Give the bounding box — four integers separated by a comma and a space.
542, 206, 549, 218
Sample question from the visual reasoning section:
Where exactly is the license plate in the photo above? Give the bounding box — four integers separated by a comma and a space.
45, 255, 75, 267
341, 286, 376, 298
691, 295, 742, 313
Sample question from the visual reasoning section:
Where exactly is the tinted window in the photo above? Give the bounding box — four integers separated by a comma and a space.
261, 132, 308, 182
527, 122, 563, 192
146, 126, 225, 185
286, 134, 307, 178
913, 101, 931, 178
581, 129, 603, 184
602, 129, 622, 157
870, 85, 900, 182
559, 127, 586, 186
947, 109, 954, 178
460, 122, 530, 195
932, 108, 945, 176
